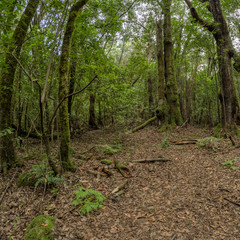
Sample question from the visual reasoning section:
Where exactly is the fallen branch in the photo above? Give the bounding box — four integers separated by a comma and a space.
170, 139, 198, 145
111, 180, 129, 194
86, 170, 104, 177
132, 116, 157, 133
102, 167, 113, 177
114, 159, 131, 178
224, 197, 240, 208
79, 146, 95, 155
132, 158, 172, 163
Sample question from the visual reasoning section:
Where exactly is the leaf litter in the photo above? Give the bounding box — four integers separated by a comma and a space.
0, 126, 240, 239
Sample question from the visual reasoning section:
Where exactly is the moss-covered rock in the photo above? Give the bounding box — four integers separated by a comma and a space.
17, 171, 38, 187
24, 215, 55, 240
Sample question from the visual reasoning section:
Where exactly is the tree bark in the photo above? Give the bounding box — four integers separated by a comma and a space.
89, 93, 98, 129
163, 0, 182, 127
0, 0, 40, 174
58, 0, 89, 172
156, 18, 165, 102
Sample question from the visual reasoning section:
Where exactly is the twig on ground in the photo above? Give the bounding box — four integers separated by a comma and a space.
224, 197, 240, 207
170, 139, 197, 145
79, 146, 95, 155
132, 158, 172, 163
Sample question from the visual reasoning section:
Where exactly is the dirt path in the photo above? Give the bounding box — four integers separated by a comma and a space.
0, 126, 240, 239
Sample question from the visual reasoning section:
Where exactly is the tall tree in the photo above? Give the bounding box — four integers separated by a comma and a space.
184, 0, 239, 128
163, 0, 182, 127
0, 0, 40, 174
58, 0, 89, 172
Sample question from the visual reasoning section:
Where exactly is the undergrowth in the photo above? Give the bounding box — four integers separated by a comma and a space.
72, 187, 105, 215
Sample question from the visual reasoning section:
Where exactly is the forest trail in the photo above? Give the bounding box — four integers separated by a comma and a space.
1, 126, 240, 239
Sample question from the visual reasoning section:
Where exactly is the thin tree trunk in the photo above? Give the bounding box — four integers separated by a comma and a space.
0, 0, 40, 174
89, 93, 98, 129
58, 0, 89, 172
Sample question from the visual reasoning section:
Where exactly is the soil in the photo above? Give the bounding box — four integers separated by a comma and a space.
0, 126, 240, 240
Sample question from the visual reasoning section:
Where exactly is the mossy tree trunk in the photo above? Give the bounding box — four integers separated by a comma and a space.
184, 0, 240, 129
58, 0, 89, 172
163, 0, 182, 127
0, 0, 40, 174
156, 18, 165, 103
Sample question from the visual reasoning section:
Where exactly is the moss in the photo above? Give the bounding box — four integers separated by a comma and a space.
24, 215, 55, 240
17, 171, 38, 187
213, 123, 223, 138
101, 159, 111, 165
213, 123, 240, 137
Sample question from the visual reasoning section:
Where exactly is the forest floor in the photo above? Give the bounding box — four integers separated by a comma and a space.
1, 126, 240, 240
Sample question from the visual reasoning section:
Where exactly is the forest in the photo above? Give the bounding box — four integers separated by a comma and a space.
0, 0, 240, 239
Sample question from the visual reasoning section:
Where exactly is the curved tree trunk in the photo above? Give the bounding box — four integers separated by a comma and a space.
58, 0, 89, 172
0, 0, 40, 174
163, 0, 182, 127
184, 0, 239, 129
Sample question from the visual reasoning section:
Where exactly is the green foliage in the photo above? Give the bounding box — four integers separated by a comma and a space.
100, 159, 111, 165
24, 215, 55, 240
221, 158, 238, 170
161, 138, 170, 149
17, 161, 64, 189
97, 144, 122, 155
196, 137, 218, 150
0, 128, 14, 137
72, 187, 105, 215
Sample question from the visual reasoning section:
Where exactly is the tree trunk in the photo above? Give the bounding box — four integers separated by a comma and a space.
89, 94, 98, 129
58, 0, 89, 172
156, 18, 165, 102
163, 0, 182, 127
0, 0, 40, 174
184, 0, 239, 129
68, 53, 77, 116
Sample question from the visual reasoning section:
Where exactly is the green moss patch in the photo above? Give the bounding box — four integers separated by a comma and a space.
24, 215, 55, 240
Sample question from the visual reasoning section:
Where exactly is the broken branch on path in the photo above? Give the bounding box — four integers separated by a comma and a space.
132, 158, 172, 163
224, 197, 240, 208
114, 159, 131, 178
131, 116, 157, 133
170, 139, 198, 145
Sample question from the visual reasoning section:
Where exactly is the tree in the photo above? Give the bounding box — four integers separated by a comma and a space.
0, 0, 40, 174
163, 0, 182, 127
58, 0, 89, 172
184, 0, 239, 129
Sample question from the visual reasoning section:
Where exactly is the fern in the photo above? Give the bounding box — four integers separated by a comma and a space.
72, 187, 105, 215
30, 162, 64, 189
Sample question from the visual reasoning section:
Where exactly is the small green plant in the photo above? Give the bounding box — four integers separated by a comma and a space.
31, 162, 64, 189
221, 158, 238, 170
161, 138, 170, 149
17, 161, 64, 189
196, 137, 218, 150
51, 187, 59, 195
97, 144, 122, 155
72, 187, 105, 215
0, 128, 14, 137
100, 159, 111, 165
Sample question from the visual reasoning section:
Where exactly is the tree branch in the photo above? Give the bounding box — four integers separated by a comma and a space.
48, 75, 98, 130
183, 0, 216, 32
